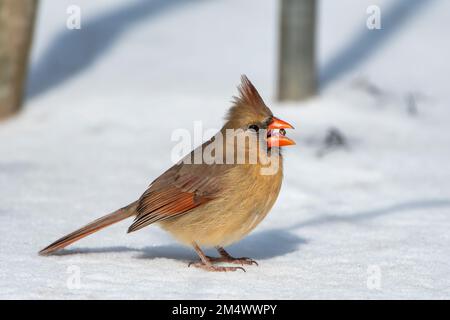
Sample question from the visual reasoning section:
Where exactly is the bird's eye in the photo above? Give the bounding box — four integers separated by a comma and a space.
248, 124, 259, 132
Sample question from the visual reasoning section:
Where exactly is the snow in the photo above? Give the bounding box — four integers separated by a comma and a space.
1, 0, 450, 299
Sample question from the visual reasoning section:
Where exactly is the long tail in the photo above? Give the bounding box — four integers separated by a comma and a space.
39, 201, 138, 256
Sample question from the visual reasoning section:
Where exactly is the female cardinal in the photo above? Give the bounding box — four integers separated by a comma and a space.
39, 75, 295, 272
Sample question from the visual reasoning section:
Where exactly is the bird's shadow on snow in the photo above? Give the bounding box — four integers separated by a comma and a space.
226, 229, 307, 260
137, 229, 307, 261
54, 228, 307, 262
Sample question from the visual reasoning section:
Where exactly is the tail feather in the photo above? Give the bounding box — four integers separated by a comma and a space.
39, 201, 138, 256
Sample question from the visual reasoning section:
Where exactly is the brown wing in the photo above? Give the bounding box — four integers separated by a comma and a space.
127, 161, 226, 233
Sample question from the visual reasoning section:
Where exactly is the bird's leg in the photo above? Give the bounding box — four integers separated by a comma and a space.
207, 247, 258, 266
188, 242, 245, 272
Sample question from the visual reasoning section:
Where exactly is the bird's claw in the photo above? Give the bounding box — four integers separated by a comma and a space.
188, 261, 246, 272
233, 257, 258, 266
206, 255, 258, 266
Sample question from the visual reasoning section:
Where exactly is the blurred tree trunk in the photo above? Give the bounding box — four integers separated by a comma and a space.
0, 0, 38, 120
277, 0, 316, 101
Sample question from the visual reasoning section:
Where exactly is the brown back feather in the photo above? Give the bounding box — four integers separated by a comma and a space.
128, 162, 226, 233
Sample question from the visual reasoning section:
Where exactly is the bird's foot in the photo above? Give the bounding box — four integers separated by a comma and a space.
206, 255, 258, 266
188, 261, 246, 272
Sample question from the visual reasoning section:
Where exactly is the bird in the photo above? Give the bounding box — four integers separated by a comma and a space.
39, 75, 295, 272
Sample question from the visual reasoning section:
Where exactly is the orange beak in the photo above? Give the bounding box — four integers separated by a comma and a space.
267, 116, 295, 148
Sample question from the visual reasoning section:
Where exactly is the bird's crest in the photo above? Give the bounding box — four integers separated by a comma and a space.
233, 75, 267, 110
225, 75, 273, 127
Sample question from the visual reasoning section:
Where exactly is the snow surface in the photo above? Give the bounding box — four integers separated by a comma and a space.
1, 0, 450, 299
